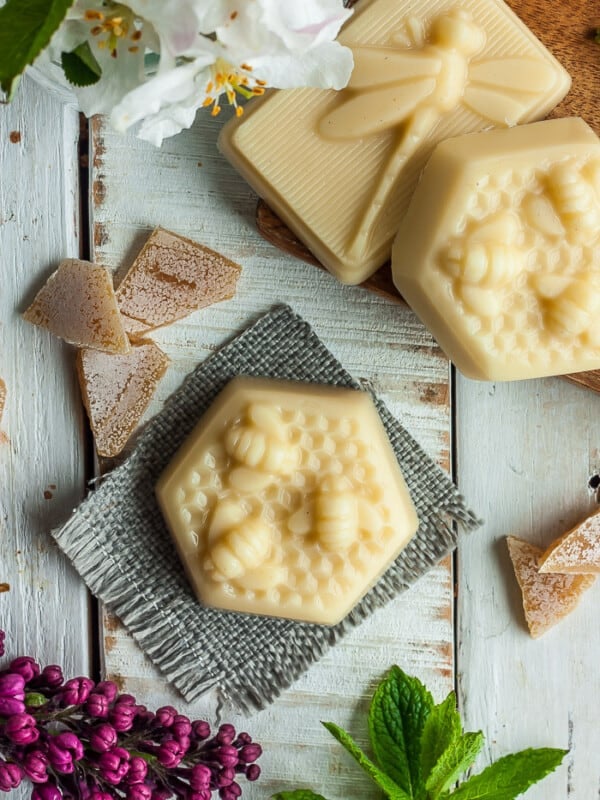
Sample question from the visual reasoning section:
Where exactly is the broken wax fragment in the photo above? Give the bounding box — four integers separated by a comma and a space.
77, 341, 169, 458
156, 376, 418, 625
115, 228, 242, 336
23, 259, 130, 354
506, 535, 595, 638
392, 118, 600, 381
538, 509, 600, 574
219, 0, 570, 285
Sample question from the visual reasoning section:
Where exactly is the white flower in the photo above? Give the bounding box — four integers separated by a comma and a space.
46, 0, 202, 115
111, 0, 354, 145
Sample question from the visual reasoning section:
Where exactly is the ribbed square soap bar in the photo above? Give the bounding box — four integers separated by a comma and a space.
219, 0, 570, 285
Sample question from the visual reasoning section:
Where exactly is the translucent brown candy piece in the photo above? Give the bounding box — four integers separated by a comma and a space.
0, 378, 7, 443
506, 535, 595, 638
77, 341, 169, 458
116, 228, 242, 336
538, 509, 600, 574
23, 259, 130, 354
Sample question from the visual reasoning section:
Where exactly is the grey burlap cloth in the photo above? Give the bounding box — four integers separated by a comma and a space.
53, 305, 481, 713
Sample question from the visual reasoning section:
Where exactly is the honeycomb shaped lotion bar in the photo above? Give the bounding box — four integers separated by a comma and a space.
156, 377, 418, 625
219, 0, 570, 284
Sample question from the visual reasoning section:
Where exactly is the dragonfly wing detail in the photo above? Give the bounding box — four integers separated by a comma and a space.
319, 78, 436, 140
465, 58, 559, 124
348, 47, 440, 89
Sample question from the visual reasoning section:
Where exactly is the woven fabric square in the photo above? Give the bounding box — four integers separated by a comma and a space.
53, 305, 480, 712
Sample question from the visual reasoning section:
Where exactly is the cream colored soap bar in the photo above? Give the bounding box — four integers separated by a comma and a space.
219, 0, 570, 285
156, 377, 418, 625
392, 117, 600, 381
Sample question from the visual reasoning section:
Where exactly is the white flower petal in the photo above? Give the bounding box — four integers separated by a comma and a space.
248, 41, 354, 90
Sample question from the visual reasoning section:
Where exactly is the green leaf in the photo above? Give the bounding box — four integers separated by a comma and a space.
442, 748, 568, 799
420, 692, 463, 784
322, 721, 411, 800
61, 42, 101, 87
426, 731, 484, 798
272, 792, 330, 800
0, 0, 76, 98
368, 665, 434, 797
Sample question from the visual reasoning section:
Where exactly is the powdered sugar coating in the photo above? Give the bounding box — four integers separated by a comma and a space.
506, 535, 595, 638
539, 509, 600, 574
23, 259, 130, 354
116, 228, 241, 335
77, 342, 169, 458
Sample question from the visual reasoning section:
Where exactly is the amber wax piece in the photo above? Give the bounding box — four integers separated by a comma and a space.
156, 377, 418, 625
116, 228, 242, 336
23, 259, 130, 354
538, 509, 600, 574
506, 535, 595, 638
392, 118, 600, 381
77, 341, 169, 458
219, 0, 569, 285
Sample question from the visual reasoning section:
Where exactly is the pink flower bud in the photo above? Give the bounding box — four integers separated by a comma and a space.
109, 703, 137, 732
89, 790, 113, 800
191, 720, 210, 740
60, 677, 95, 706
171, 715, 191, 738
216, 724, 236, 745
190, 764, 212, 791
32, 783, 63, 800
85, 692, 109, 718
187, 792, 211, 800
155, 706, 177, 727
219, 783, 241, 800
0, 696, 26, 715
125, 757, 148, 785
157, 739, 184, 768
47, 732, 84, 773
239, 743, 262, 764
94, 681, 118, 702
0, 673, 25, 699
98, 747, 131, 785
37, 665, 64, 689
0, 760, 24, 792
245, 764, 260, 782
215, 766, 235, 788
5, 712, 40, 745
126, 783, 152, 800
215, 745, 238, 768
90, 723, 118, 753
0, 630, 5, 658
115, 694, 136, 706
22, 751, 50, 784
9, 657, 41, 684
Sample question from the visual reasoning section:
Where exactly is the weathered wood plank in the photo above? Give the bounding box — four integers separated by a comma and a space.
455, 374, 600, 799
89, 112, 453, 799
0, 77, 90, 674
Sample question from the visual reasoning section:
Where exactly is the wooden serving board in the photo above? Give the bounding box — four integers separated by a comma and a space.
256, 0, 600, 389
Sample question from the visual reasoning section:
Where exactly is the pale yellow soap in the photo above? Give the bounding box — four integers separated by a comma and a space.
156, 377, 419, 625
538, 509, 600, 574
392, 117, 600, 381
219, 0, 570, 285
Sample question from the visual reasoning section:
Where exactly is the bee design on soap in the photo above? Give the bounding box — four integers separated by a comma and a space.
320, 7, 563, 258
546, 160, 600, 245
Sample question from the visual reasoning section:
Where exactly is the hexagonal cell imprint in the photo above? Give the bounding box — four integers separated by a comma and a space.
156, 377, 418, 625
392, 117, 600, 381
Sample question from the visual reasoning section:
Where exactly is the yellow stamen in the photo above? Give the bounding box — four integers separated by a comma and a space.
84, 10, 104, 21
202, 97, 213, 107
252, 87, 265, 95
211, 105, 221, 116
128, 46, 139, 53
235, 106, 244, 117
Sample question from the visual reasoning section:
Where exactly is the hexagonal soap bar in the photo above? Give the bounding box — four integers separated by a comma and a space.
392, 117, 600, 381
156, 377, 418, 625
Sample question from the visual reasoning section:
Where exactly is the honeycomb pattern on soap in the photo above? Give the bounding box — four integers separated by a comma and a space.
173, 403, 399, 619
436, 155, 600, 365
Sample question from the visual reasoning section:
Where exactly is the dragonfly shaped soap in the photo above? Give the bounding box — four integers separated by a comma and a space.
219, 0, 570, 285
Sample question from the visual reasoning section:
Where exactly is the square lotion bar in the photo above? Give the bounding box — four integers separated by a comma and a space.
156, 377, 418, 625
219, 0, 570, 284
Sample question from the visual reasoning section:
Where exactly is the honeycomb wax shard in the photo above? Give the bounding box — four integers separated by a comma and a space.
115, 228, 242, 336
506, 535, 595, 638
538, 509, 600, 574
392, 118, 600, 381
23, 259, 130, 354
77, 341, 170, 458
219, 0, 570, 285
156, 376, 419, 625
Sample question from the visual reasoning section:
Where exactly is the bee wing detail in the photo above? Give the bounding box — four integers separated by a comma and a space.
465, 59, 559, 125
319, 78, 436, 140
348, 47, 440, 89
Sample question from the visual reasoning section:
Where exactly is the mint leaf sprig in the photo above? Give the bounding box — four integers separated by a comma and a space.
273, 666, 566, 800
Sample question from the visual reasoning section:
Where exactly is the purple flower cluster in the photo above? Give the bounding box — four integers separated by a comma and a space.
0, 631, 261, 800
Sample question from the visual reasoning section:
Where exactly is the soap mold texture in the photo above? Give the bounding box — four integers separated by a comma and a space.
156, 377, 419, 625
393, 117, 600, 381
219, 0, 570, 285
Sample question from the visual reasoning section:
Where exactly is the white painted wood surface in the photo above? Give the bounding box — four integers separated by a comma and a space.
2, 72, 599, 800
89, 113, 454, 800
0, 77, 90, 674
